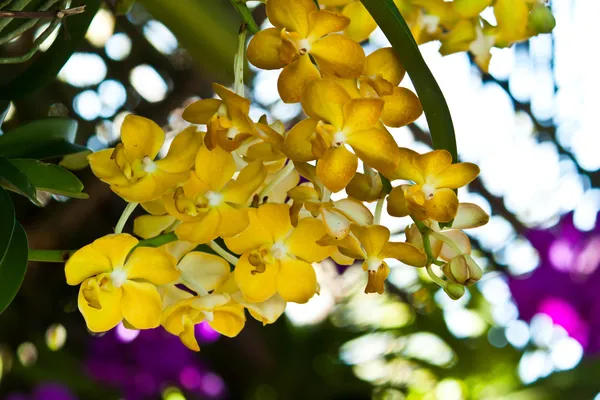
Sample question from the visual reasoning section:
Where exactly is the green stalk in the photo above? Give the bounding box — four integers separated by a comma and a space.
360, 0, 458, 161
229, 0, 259, 34
28, 249, 74, 262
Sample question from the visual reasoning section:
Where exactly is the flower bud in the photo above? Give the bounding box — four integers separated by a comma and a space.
443, 255, 482, 286
529, 5, 556, 34
444, 283, 465, 300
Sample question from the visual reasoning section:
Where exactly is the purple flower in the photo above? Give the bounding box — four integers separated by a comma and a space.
509, 213, 600, 353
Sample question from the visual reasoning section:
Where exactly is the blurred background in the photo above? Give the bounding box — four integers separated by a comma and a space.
1, 0, 600, 399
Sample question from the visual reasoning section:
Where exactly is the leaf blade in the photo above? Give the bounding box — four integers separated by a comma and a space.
0, 220, 29, 314
0, 158, 41, 205
8, 159, 88, 199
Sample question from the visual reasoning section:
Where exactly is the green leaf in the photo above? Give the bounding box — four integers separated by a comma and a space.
0, 188, 16, 267
0, 219, 29, 314
0, 118, 87, 159
0, 158, 41, 206
59, 149, 93, 170
0, 0, 101, 101
360, 0, 458, 161
8, 159, 88, 199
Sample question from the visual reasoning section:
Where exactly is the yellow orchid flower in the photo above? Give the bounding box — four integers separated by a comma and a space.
452, 0, 492, 19
165, 145, 267, 244
283, 79, 400, 192
224, 203, 335, 304
88, 117, 201, 203
182, 83, 257, 151
236, 116, 287, 171
246, 0, 366, 103
387, 148, 480, 222
493, 0, 530, 46
359, 47, 423, 128
319, 224, 427, 294
404, 202, 489, 262
158, 246, 245, 351
288, 183, 373, 239
65, 234, 180, 332
162, 291, 245, 351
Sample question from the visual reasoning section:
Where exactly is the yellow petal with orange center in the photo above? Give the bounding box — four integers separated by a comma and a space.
317, 146, 358, 192
307, 10, 350, 41
210, 304, 246, 337
120, 115, 164, 161
121, 280, 162, 329
425, 188, 459, 222
276, 259, 317, 303
365, 47, 405, 86
182, 98, 222, 124
381, 242, 427, 267
342, 98, 384, 132
386, 185, 410, 218
277, 54, 321, 104
380, 87, 423, 128
195, 145, 236, 191
283, 118, 319, 162
302, 78, 350, 128
133, 214, 176, 239
310, 34, 366, 78
175, 208, 221, 244
413, 149, 453, 178
350, 224, 390, 258
224, 208, 273, 255
266, 0, 316, 36
87, 149, 129, 186
125, 246, 179, 285
433, 162, 480, 189
78, 278, 122, 332
247, 28, 287, 70
155, 126, 202, 173
234, 253, 279, 303
285, 217, 334, 262
342, 1, 377, 42
346, 127, 400, 174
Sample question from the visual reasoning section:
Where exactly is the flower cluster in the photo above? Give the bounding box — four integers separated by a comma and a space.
66, 0, 494, 351
322, 0, 555, 71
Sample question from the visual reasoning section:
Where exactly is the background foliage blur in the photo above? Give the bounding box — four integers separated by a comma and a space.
1, 0, 600, 399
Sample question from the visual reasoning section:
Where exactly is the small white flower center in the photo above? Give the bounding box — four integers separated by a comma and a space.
206, 191, 224, 207
421, 15, 440, 34
333, 131, 346, 147
142, 156, 157, 173
298, 39, 311, 53
270, 242, 287, 260
366, 257, 382, 272
226, 126, 239, 140
111, 269, 128, 288
202, 310, 214, 322
422, 184, 436, 200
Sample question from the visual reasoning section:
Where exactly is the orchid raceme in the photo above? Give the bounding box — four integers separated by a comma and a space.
56, 0, 539, 349
387, 148, 480, 222
65, 234, 179, 332
88, 116, 201, 203
225, 203, 334, 304
284, 78, 400, 192
247, 0, 366, 103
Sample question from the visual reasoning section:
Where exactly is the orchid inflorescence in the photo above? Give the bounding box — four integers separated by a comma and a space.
64, 0, 551, 351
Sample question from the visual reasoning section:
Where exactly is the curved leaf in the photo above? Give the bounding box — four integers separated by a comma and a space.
360, 0, 458, 161
0, 220, 28, 314
0, 0, 101, 101
0, 188, 16, 267
8, 159, 88, 199
0, 158, 41, 206
0, 118, 86, 159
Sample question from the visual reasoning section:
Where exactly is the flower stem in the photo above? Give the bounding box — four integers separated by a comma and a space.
426, 264, 446, 288
28, 249, 74, 263
374, 196, 385, 225
209, 241, 239, 266
258, 161, 295, 202
229, 0, 259, 34
233, 26, 247, 96
429, 231, 463, 255
138, 232, 178, 247
114, 202, 138, 234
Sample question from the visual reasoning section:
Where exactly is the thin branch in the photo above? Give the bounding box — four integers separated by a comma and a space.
0, 5, 85, 18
